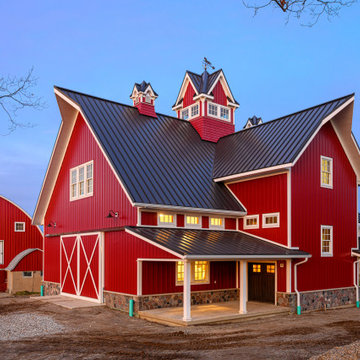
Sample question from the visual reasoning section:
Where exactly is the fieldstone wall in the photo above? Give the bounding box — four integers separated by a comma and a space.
104, 289, 239, 313
277, 287, 356, 313
42, 281, 61, 296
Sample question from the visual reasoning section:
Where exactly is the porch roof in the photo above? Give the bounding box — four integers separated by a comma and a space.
125, 227, 310, 259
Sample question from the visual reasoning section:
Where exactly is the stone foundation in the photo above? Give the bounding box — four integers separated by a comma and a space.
104, 289, 239, 313
42, 281, 61, 296
277, 287, 356, 312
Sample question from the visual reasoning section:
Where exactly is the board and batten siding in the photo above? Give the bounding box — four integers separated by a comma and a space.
291, 121, 357, 292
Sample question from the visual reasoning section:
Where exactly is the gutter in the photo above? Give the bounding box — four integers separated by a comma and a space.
294, 258, 308, 315
354, 259, 360, 308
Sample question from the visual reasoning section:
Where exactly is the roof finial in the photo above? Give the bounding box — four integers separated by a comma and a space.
202, 57, 215, 71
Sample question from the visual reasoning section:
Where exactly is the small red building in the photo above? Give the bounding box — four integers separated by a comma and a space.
33, 67, 360, 321
0, 196, 43, 293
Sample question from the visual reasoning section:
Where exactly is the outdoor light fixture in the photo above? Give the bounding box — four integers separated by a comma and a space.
47, 221, 56, 228
106, 210, 119, 218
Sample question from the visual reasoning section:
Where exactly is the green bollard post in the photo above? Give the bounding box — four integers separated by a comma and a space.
297, 306, 301, 315
129, 299, 134, 317
357, 301, 360, 308
41, 285, 44, 297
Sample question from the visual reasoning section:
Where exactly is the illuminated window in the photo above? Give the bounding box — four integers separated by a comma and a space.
70, 161, 94, 201
321, 225, 333, 256
267, 264, 275, 273
244, 215, 259, 229
186, 215, 201, 227
181, 108, 189, 120
252, 264, 261, 273
14, 222, 25, 232
191, 104, 199, 117
210, 217, 223, 228
159, 213, 175, 226
176, 261, 210, 285
321, 156, 333, 188
262, 213, 280, 228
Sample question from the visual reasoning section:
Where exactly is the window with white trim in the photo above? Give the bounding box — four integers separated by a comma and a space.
321, 156, 333, 188
70, 161, 94, 201
181, 108, 189, 120
14, 222, 25, 232
210, 217, 224, 229
262, 213, 280, 228
191, 104, 199, 117
158, 213, 175, 226
207, 102, 231, 122
181, 104, 199, 120
176, 261, 210, 285
321, 225, 333, 256
145, 93, 151, 103
186, 215, 201, 228
244, 215, 259, 229
0, 241, 3, 265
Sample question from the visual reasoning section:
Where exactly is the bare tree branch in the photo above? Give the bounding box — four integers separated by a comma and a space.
243, 0, 356, 26
0, 67, 45, 135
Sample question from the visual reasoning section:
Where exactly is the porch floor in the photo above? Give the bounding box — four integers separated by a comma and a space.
138, 301, 289, 326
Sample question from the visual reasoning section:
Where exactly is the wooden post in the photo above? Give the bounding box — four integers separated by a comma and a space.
183, 260, 192, 321
239, 260, 247, 314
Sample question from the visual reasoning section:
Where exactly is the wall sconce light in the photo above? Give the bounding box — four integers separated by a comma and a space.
47, 221, 57, 228
106, 210, 119, 219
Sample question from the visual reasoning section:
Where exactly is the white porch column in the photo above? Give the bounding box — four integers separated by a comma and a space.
239, 260, 247, 314
137, 260, 142, 296
183, 260, 192, 321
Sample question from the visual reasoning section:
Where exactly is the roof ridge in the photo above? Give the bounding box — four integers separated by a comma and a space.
218, 93, 355, 141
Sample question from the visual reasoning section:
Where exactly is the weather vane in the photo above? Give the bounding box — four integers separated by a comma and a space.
202, 57, 215, 71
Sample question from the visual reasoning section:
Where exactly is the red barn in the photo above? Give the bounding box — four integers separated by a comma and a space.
0, 196, 43, 293
33, 67, 360, 322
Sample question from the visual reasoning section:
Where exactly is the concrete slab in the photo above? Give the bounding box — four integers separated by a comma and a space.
139, 301, 289, 326
34, 295, 105, 309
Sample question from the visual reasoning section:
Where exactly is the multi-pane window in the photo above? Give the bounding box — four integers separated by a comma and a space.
181, 108, 189, 120
321, 225, 333, 256
244, 215, 259, 229
0, 241, 3, 265
186, 215, 201, 227
208, 103, 218, 116
267, 264, 275, 273
176, 261, 209, 285
263, 213, 280, 228
70, 161, 94, 201
210, 217, 223, 228
191, 104, 199, 117
220, 107, 229, 120
22, 271, 33, 278
321, 156, 333, 188
253, 264, 261, 273
14, 222, 25, 232
159, 213, 175, 226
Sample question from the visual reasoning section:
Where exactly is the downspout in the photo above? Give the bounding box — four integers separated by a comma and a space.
354, 258, 360, 308
294, 258, 308, 315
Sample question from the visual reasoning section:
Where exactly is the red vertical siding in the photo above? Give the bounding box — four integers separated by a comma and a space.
183, 83, 196, 108
142, 261, 236, 295
0, 196, 43, 272
104, 231, 178, 295
14, 251, 43, 272
292, 122, 357, 291
141, 212, 157, 226
277, 260, 287, 292
202, 216, 209, 229
228, 174, 288, 246
225, 218, 237, 230
45, 114, 137, 235
44, 237, 60, 283
212, 81, 228, 106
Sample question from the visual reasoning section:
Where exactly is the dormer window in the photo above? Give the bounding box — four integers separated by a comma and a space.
208, 102, 231, 122
191, 104, 199, 117
145, 93, 151, 103
158, 213, 175, 227
181, 103, 199, 120
181, 108, 189, 120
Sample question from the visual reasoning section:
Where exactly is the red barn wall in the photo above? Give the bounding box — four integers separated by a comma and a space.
229, 173, 288, 246
13, 250, 43, 272
0, 196, 43, 271
44, 237, 60, 283
292, 122, 357, 291
212, 81, 228, 106
183, 83, 196, 108
45, 113, 137, 235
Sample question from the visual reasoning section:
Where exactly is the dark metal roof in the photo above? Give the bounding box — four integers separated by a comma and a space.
352, 249, 360, 256
186, 69, 222, 95
126, 226, 310, 258
133, 81, 158, 96
214, 94, 354, 179
56, 87, 245, 213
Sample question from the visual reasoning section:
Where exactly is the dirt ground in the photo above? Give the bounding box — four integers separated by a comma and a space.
1, 296, 360, 359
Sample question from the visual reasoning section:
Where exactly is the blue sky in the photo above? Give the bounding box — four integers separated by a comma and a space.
1, 0, 360, 215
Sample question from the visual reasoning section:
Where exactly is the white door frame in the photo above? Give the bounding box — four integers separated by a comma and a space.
60, 232, 104, 303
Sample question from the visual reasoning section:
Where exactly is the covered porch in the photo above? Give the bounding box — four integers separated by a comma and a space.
126, 226, 310, 324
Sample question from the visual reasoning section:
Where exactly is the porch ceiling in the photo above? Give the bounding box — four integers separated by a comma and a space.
125, 226, 310, 259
